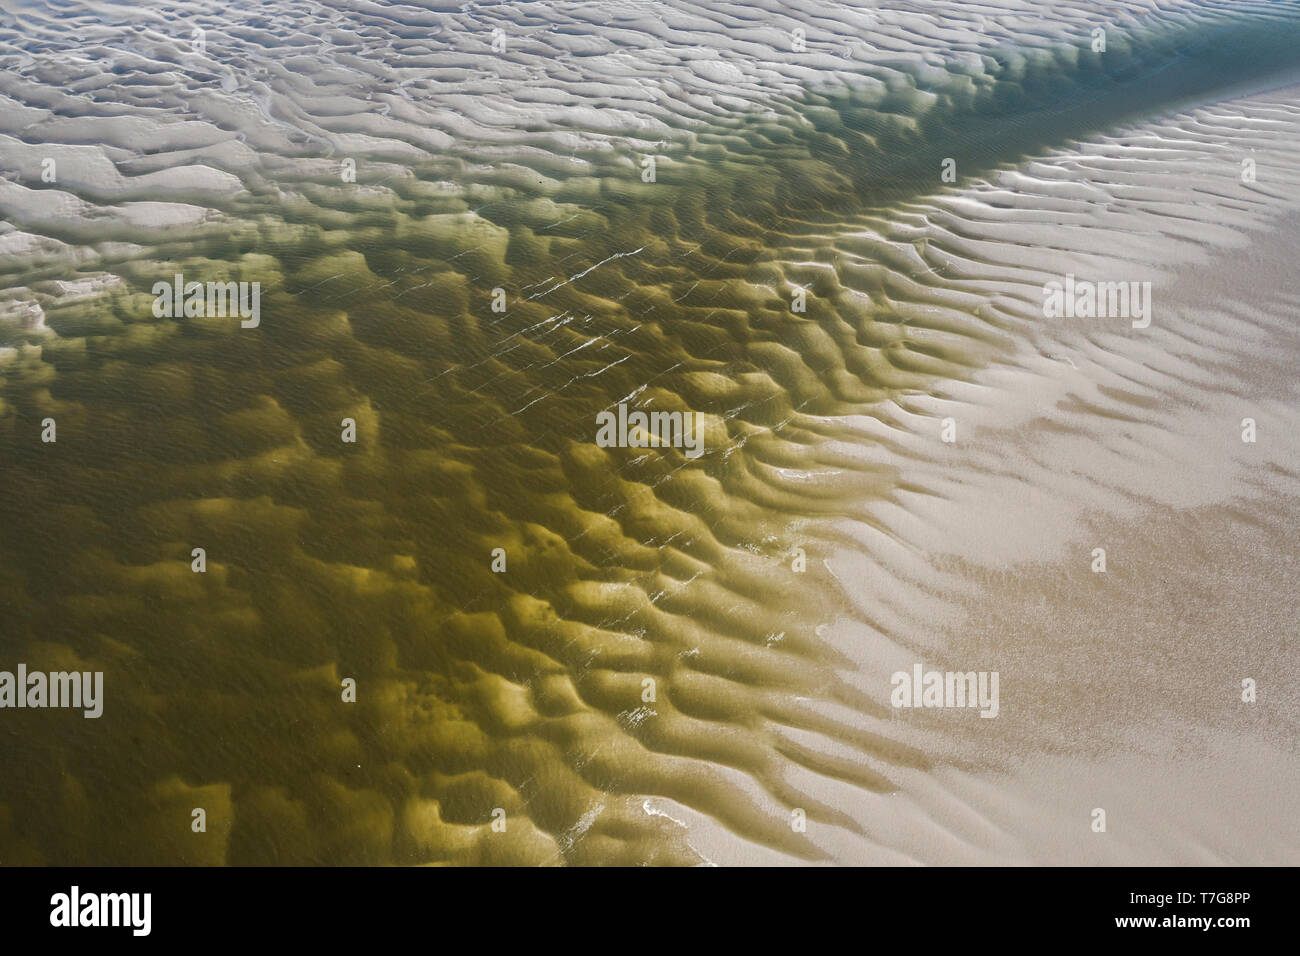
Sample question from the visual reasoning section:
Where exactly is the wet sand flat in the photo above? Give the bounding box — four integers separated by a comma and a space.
0, 0, 1297, 865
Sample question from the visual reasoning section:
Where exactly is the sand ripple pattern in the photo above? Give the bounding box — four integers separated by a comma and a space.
1, 0, 1298, 863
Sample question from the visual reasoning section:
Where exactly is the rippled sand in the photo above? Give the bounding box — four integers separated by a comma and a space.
1, 0, 1298, 865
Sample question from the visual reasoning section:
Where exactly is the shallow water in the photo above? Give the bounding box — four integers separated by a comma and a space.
1, 0, 1298, 864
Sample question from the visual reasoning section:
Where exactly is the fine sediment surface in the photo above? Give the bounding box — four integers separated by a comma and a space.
1, 0, 1297, 864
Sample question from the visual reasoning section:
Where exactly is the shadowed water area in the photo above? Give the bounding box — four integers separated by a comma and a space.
2, 0, 1299, 863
